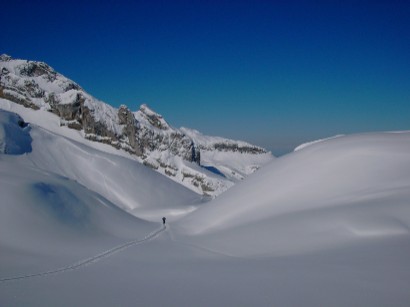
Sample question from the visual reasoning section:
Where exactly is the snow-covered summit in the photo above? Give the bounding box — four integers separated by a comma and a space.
136, 104, 170, 130
0, 55, 274, 195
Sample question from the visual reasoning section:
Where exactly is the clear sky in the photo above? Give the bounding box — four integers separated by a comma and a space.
3, 0, 410, 155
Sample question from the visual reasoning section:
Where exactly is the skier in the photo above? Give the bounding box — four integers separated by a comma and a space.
162, 217, 166, 225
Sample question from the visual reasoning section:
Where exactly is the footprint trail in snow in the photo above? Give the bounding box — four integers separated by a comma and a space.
0, 225, 166, 282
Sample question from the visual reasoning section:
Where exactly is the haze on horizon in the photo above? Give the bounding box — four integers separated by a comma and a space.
3, 0, 409, 155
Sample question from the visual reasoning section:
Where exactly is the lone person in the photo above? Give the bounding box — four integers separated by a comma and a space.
162, 217, 166, 225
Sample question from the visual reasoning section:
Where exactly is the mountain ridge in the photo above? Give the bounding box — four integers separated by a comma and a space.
0, 54, 274, 195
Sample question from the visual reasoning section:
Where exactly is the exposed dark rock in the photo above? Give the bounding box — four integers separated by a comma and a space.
0, 85, 39, 110
53, 93, 83, 121
0, 54, 12, 61
24, 79, 45, 98
139, 104, 169, 130
118, 105, 141, 155
213, 143, 266, 154
19, 61, 57, 82
64, 82, 81, 91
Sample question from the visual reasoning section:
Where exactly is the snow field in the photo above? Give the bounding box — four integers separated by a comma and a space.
177, 132, 410, 256
1, 102, 410, 306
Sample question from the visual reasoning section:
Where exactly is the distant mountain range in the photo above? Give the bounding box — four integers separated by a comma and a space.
0, 54, 273, 195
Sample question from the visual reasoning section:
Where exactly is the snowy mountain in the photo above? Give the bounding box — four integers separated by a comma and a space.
0, 54, 273, 196
2, 54, 409, 307
0, 103, 202, 222
1, 113, 410, 306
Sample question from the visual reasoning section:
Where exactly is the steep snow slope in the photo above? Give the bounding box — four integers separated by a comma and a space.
0, 136, 159, 279
0, 103, 202, 221
177, 132, 410, 256
0, 157, 156, 256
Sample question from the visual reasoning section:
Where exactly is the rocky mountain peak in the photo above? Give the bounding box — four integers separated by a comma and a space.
0, 54, 12, 62
138, 104, 169, 130
0, 55, 274, 196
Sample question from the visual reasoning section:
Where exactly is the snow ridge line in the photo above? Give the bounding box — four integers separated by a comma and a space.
0, 225, 166, 282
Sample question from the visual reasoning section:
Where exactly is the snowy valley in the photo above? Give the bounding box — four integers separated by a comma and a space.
1, 55, 410, 306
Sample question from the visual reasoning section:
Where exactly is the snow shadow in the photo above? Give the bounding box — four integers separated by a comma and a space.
30, 182, 91, 227
0, 110, 32, 155
202, 165, 226, 177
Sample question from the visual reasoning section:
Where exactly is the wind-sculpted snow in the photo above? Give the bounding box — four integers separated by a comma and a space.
0, 109, 32, 154
293, 134, 344, 151
177, 132, 410, 256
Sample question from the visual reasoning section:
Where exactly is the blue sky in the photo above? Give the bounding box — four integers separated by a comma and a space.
3, 0, 410, 155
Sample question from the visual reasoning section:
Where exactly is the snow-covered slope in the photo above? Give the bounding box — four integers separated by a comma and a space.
0, 54, 274, 196
177, 132, 410, 256
0, 108, 162, 277
0, 109, 32, 154
180, 127, 273, 181
3, 54, 410, 306
1, 106, 410, 306
293, 134, 344, 151
0, 103, 202, 221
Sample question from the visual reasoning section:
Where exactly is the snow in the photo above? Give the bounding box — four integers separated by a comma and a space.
177, 132, 410, 257
0, 99, 202, 221
0, 150, 157, 275
1, 57, 123, 135
1, 56, 274, 196
82, 92, 123, 136
199, 150, 273, 180
180, 126, 258, 149
180, 126, 274, 181
1, 59, 410, 305
1, 116, 410, 306
294, 134, 344, 151
0, 110, 32, 154
57, 89, 81, 105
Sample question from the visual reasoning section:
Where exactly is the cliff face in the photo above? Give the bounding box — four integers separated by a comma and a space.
0, 54, 274, 196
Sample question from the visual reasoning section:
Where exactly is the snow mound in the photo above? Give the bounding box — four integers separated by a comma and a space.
177, 132, 410, 256
0, 110, 31, 154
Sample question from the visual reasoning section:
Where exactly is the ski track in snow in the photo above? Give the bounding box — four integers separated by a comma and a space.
0, 225, 166, 282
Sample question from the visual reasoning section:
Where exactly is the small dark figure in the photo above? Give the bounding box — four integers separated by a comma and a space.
162, 217, 166, 225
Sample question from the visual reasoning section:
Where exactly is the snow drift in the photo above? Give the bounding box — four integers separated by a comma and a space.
0, 109, 32, 154
177, 132, 410, 256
